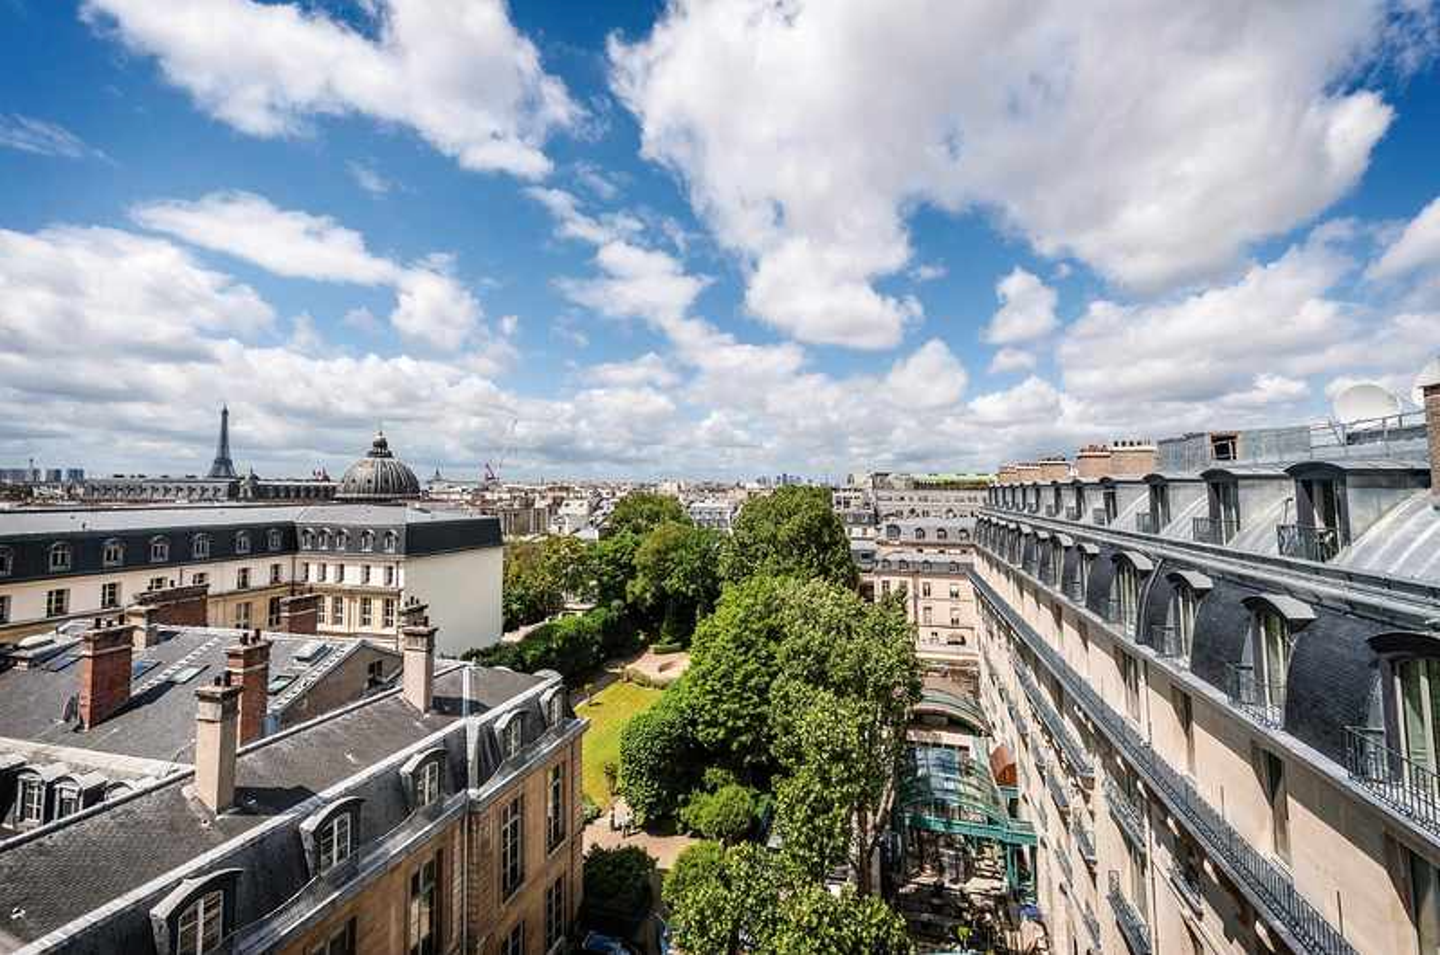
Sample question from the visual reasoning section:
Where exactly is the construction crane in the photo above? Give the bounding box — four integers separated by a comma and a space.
483, 414, 519, 486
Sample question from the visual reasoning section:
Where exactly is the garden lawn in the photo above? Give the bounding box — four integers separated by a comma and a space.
576, 681, 664, 809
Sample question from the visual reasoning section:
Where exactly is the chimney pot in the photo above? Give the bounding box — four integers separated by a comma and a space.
195, 679, 242, 813
401, 623, 437, 714
226, 633, 271, 746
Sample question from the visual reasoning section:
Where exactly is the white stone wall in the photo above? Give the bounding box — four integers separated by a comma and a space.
403, 546, 503, 658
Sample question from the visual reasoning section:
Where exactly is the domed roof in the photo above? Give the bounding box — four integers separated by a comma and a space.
336, 431, 421, 502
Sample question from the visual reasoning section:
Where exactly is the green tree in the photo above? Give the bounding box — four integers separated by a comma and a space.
664, 843, 781, 955
618, 685, 699, 821
684, 575, 792, 772
680, 781, 757, 843
769, 885, 913, 955
607, 491, 690, 538
627, 521, 723, 644
726, 486, 857, 588
538, 534, 594, 601
592, 529, 640, 610
583, 844, 657, 922
501, 540, 565, 631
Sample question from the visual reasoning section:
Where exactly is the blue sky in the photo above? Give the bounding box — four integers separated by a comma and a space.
2, 0, 1439, 481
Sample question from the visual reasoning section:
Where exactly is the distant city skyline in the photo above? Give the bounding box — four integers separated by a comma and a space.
3, 1, 1440, 479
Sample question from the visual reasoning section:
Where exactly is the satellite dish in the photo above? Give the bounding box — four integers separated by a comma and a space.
1413, 356, 1440, 406
1333, 382, 1401, 424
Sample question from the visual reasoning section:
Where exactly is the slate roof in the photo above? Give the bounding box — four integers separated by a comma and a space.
0, 664, 551, 952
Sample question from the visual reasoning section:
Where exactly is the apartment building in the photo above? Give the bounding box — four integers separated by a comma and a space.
972, 379, 1440, 955
870, 517, 982, 662
0, 610, 585, 955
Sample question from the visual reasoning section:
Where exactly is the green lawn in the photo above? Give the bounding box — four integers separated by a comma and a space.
576, 680, 664, 809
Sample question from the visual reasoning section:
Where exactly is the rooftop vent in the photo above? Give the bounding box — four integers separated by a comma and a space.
294, 641, 330, 664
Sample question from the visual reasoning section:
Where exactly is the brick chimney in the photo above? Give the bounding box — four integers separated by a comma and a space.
279, 592, 320, 635
195, 674, 242, 813
78, 618, 134, 728
1075, 445, 1114, 480
1109, 439, 1157, 477
400, 601, 436, 714
1036, 457, 1073, 482
1425, 378, 1440, 508
225, 629, 271, 746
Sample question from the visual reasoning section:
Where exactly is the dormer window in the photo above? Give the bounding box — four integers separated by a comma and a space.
360, 530, 375, 553
505, 716, 524, 758
318, 529, 332, 551
192, 534, 211, 560
383, 531, 398, 554
335, 530, 349, 551
915, 528, 926, 541
150, 536, 170, 562
417, 760, 441, 808
936, 528, 948, 541
267, 528, 282, 552
54, 780, 81, 818
234, 531, 250, 555
301, 528, 316, 549
17, 772, 43, 823
0, 546, 10, 577
103, 539, 124, 567
319, 812, 352, 872
175, 889, 224, 955
49, 542, 72, 572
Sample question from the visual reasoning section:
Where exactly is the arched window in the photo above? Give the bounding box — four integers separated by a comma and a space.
267, 528, 283, 552
335, 530, 349, 551
301, 528, 316, 549
102, 538, 124, 567
49, 542, 72, 572
16, 771, 44, 823
1166, 582, 1199, 662
359, 530, 375, 553
1110, 561, 1142, 636
318, 813, 352, 872
915, 528, 926, 541
150, 536, 170, 562
176, 890, 224, 954
1236, 595, 1311, 727
318, 529, 332, 551
234, 531, 250, 555
191, 534, 211, 560
383, 531, 398, 554
936, 528, 948, 541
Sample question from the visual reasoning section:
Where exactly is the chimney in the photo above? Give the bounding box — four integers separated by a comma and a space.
1075, 445, 1114, 480
225, 629, 272, 745
1036, 457, 1073, 482
401, 604, 436, 714
1109, 439, 1157, 478
195, 674, 242, 813
1425, 378, 1440, 508
279, 591, 320, 635
78, 618, 134, 728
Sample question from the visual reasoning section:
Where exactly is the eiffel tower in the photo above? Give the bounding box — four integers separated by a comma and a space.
207, 405, 238, 479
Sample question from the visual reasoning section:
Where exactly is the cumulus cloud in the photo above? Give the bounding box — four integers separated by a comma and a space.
83, 0, 578, 179
989, 347, 1037, 374
132, 191, 482, 349
1369, 194, 1440, 280
984, 268, 1058, 344
588, 352, 681, 389
347, 160, 393, 196
610, 0, 1412, 351
884, 339, 968, 409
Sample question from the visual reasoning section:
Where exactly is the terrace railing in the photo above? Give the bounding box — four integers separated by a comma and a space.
1135, 512, 1158, 534
1192, 516, 1240, 545
1109, 870, 1154, 955
1226, 663, 1286, 728
1015, 665, 1095, 782
1344, 726, 1440, 837
1104, 776, 1146, 849
1276, 523, 1340, 563
1150, 624, 1189, 665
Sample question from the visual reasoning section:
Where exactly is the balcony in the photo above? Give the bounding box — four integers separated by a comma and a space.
1065, 506, 1082, 521
1276, 523, 1340, 563
1192, 516, 1239, 545
971, 570, 1356, 955
1135, 512, 1158, 534
1108, 871, 1154, 955
1226, 662, 1286, 728
1344, 726, 1440, 837
1047, 768, 1071, 811
1074, 820, 1098, 868
1055, 841, 1075, 886
1083, 904, 1104, 952
1169, 861, 1206, 915
1149, 624, 1188, 664
1015, 665, 1096, 782
1104, 776, 1146, 848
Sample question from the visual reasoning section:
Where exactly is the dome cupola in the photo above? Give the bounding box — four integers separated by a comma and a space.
336, 431, 421, 502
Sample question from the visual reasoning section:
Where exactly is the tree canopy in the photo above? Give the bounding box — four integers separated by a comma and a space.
726, 486, 857, 588
606, 491, 690, 538
627, 521, 723, 644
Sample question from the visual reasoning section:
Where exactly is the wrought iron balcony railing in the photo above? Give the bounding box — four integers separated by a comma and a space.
1055, 841, 1074, 886
1047, 768, 1071, 812
971, 570, 1355, 955
1083, 903, 1103, 951
1104, 776, 1146, 848
1135, 512, 1158, 534
1169, 860, 1205, 914
1015, 665, 1096, 782
1192, 516, 1240, 545
1344, 726, 1440, 837
1108, 870, 1153, 955
1149, 624, 1189, 665
1276, 523, 1340, 563
1074, 819, 1098, 867
1226, 662, 1286, 728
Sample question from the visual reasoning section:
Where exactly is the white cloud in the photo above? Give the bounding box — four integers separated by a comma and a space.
984, 268, 1058, 344
0, 114, 106, 160
610, 0, 1412, 352
83, 0, 578, 179
347, 160, 393, 196
499, 314, 520, 337
989, 347, 1037, 373
588, 352, 681, 389
909, 262, 946, 283
884, 339, 968, 408
132, 191, 483, 349
1369, 195, 1440, 280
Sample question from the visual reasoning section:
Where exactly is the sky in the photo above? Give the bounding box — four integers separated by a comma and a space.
2, 1, 1440, 483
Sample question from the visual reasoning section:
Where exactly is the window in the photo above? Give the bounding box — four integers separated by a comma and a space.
505, 717, 524, 758
1262, 749, 1290, 864
949, 583, 960, 599
318, 529, 331, 551
1174, 688, 1196, 776
360, 597, 373, 627
384, 565, 396, 587
501, 795, 524, 897
101, 581, 121, 609
408, 856, 440, 955
0, 546, 11, 576
335, 530, 349, 551
937, 527, 948, 540
545, 877, 566, 950
0, 595, 9, 624
18, 775, 44, 823
267, 528, 283, 552
301, 562, 310, 583
546, 764, 566, 852
360, 530, 375, 553
367, 659, 385, 688
1167, 583, 1198, 662
1250, 609, 1291, 720
301, 528, 316, 549
175, 889, 224, 955
149, 575, 168, 592
234, 602, 252, 628
383, 599, 396, 629
317, 600, 327, 625
317, 563, 327, 583
383, 531, 398, 554
192, 572, 209, 588
1113, 561, 1141, 636
150, 536, 170, 562
46, 588, 69, 618
55, 783, 80, 818
234, 531, 250, 555
361, 564, 372, 585
103, 539, 124, 567
49, 542, 72, 572
502, 923, 523, 955
318, 813, 352, 872
270, 563, 282, 585
1120, 651, 1142, 723
334, 563, 345, 584
236, 567, 250, 590
922, 606, 933, 625
921, 581, 932, 598
331, 596, 344, 626
417, 760, 442, 808
1396, 659, 1440, 784
268, 596, 282, 628
309, 918, 356, 955
915, 528, 926, 541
